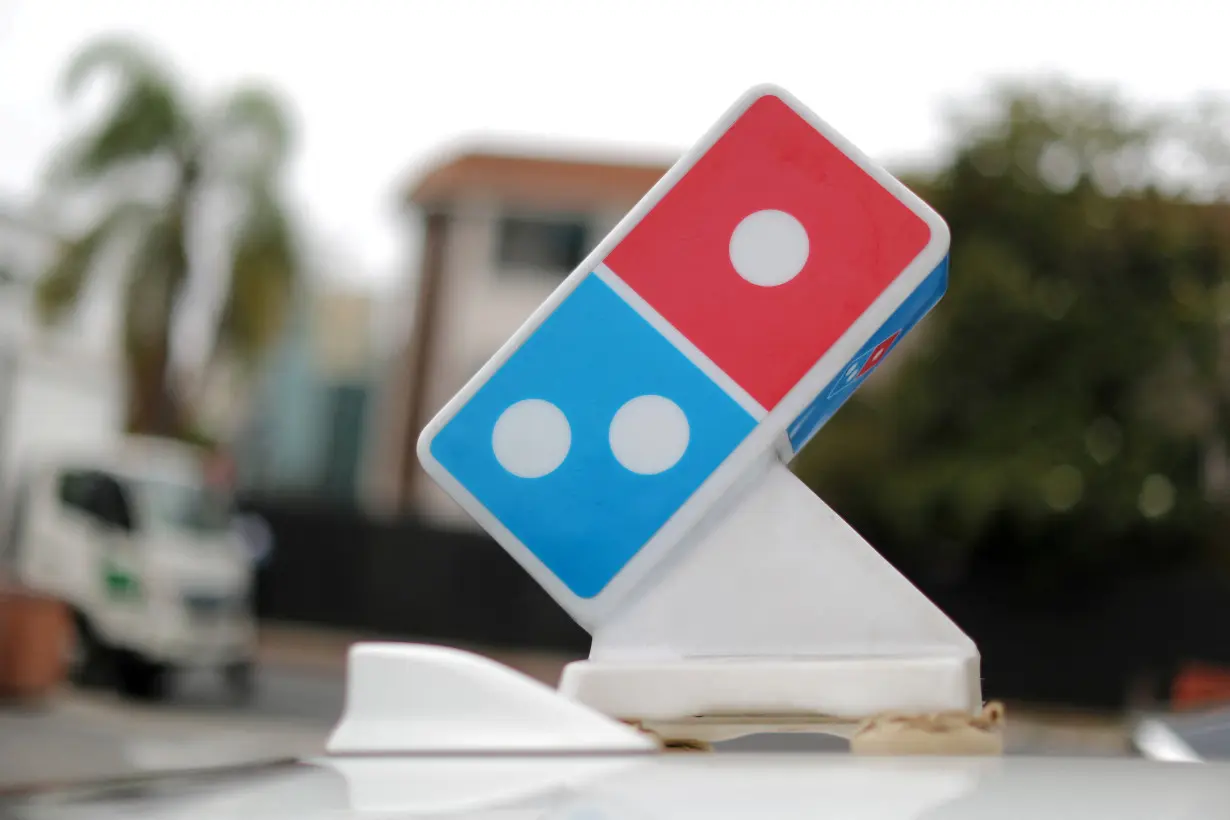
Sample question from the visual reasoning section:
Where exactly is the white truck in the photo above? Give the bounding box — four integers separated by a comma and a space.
0, 340, 259, 701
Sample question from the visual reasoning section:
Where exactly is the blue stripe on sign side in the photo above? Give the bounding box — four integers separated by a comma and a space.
429, 274, 758, 599
787, 255, 949, 453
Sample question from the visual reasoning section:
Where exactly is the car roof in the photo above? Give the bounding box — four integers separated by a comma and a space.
4, 754, 1230, 819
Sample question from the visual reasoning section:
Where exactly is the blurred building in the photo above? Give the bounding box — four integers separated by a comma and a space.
3, 202, 387, 505
233, 279, 381, 502
363, 147, 673, 525
0, 205, 61, 341
0, 204, 124, 484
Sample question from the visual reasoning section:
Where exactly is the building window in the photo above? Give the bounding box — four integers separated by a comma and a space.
319, 382, 371, 501
495, 214, 591, 277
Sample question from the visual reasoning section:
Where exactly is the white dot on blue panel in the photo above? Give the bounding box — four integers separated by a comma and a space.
492, 399, 570, 478
429, 274, 757, 599
609, 395, 690, 475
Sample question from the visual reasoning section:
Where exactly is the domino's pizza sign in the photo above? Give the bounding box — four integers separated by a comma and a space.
418, 86, 950, 626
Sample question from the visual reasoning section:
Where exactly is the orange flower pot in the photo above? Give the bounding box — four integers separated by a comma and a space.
0, 584, 70, 703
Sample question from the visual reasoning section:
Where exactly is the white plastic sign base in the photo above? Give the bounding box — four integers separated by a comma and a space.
560, 655, 981, 743
556, 458, 982, 741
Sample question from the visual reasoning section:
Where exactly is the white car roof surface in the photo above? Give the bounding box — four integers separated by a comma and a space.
4, 753, 1230, 820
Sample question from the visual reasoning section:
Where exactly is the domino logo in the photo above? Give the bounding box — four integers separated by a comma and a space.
787, 255, 949, 454
419, 87, 948, 620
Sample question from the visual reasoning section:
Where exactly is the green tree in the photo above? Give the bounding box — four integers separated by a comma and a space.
795, 80, 1230, 584
34, 35, 300, 438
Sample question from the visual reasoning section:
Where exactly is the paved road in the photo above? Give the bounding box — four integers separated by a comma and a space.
171, 663, 345, 728
1, 652, 575, 792
0, 663, 338, 791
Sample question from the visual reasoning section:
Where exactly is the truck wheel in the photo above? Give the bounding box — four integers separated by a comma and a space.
222, 660, 256, 705
115, 651, 172, 702
67, 614, 113, 690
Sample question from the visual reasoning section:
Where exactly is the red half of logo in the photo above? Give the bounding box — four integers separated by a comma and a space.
858, 332, 901, 377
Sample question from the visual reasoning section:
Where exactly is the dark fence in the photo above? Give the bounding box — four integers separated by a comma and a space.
241, 495, 590, 653
239, 494, 1230, 710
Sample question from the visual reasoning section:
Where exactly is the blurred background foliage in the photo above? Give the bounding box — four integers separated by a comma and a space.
796, 80, 1230, 594
32, 35, 301, 439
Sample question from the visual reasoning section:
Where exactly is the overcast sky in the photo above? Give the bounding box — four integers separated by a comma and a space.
1, 0, 1227, 289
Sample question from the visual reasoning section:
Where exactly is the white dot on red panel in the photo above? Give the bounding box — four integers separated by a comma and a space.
609, 395, 690, 475
492, 399, 570, 478
728, 209, 810, 287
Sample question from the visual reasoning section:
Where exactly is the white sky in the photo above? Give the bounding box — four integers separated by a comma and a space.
1, 0, 1228, 289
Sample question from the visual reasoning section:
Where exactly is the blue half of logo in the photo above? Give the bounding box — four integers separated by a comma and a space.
429, 274, 757, 599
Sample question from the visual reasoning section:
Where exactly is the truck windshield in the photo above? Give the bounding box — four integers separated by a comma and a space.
130, 477, 235, 535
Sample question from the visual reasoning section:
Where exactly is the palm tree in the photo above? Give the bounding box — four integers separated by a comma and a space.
34, 35, 300, 439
